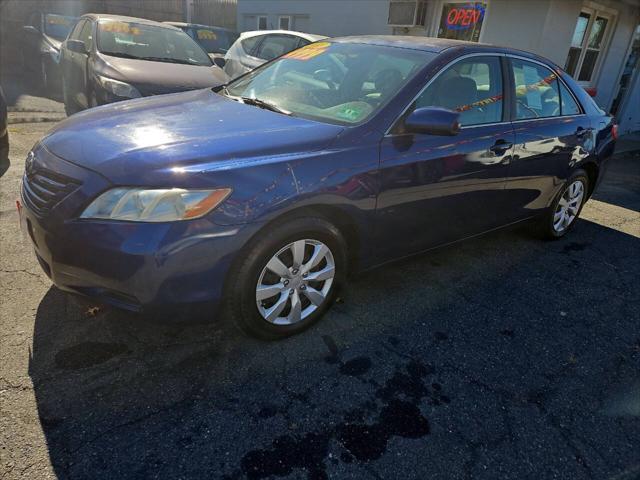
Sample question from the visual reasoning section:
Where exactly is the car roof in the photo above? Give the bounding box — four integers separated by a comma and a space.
164, 21, 236, 32
239, 30, 327, 41
81, 13, 181, 30
329, 35, 556, 66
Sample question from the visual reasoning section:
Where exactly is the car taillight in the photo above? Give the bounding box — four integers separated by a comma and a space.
584, 87, 597, 97
612, 124, 618, 140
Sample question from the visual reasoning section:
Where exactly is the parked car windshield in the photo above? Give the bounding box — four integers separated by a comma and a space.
97, 20, 212, 66
224, 42, 434, 125
43, 14, 77, 40
187, 26, 239, 54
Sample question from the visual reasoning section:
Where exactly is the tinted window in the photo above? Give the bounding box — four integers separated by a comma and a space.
255, 34, 300, 61
190, 26, 238, 54
226, 42, 433, 125
69, 19, 86, 41
96, 21, 212, 66
415, 56, 503, 126
78, 20, 93, 49
511, 59, 560, 120
44, 14, 77, 40
241, 36, 260, 55
559, 81, 581, 115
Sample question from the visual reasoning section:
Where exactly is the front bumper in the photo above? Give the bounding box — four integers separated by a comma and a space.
21, 145, 257, 312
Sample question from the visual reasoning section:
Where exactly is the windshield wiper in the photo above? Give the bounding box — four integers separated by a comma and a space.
100, 51, 141, 60
138, 56, 200, 65
239, 96, 291, 115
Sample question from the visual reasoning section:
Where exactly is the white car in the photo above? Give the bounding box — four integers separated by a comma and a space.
223, 30, 327, 79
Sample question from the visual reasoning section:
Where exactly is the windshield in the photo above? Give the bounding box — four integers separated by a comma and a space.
44, 14, 77, 40
224, 42, 434, 125
97, 20, 212, 66
187, 27, 239, 54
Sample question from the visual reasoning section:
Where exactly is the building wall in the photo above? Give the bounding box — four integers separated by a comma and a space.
236, 0, 392, 36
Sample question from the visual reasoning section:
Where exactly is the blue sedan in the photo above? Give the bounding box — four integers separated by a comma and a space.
19, 36, 616, 338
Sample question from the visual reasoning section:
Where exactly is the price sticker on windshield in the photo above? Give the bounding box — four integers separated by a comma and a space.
100, 22, 142, 35
197, 29, 217, 40
47, 16, 71, 26
284, 41, 330, 61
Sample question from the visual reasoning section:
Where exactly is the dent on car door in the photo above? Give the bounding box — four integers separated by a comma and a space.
376, 55, 515, 261
505, 57, 592, 221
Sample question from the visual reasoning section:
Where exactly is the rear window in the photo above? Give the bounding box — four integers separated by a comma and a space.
190, 27, 238, 54
44, 14, 77, 40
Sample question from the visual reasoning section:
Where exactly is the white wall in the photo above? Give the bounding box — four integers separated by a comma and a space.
237, 0, 393, 36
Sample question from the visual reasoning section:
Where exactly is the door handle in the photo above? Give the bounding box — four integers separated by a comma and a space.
489, 140, 513, 155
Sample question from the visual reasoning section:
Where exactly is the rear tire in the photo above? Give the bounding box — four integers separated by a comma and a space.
535, 169, 589, 240
226, 216, 347, 339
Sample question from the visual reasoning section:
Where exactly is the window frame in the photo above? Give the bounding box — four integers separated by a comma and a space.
78, 19, 94, 51
257, 15, 268, 30
278, 15, 291, 30
387, 52, 509, 135
428, 0, 490, 44
507, 54, 585, 123
68, 19, 86, 41
564, 5, 616, 87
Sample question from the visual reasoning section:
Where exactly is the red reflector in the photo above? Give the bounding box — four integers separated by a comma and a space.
584, 87, 597, 97
612, 124, 618, 140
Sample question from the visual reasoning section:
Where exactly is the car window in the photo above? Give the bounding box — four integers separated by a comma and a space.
78, 20, 93, 49
297, 38, 311, 48
255, 34, 301, 61
29, 13, 41, 30
96, 20, 212, 66
240, 36, 261, 56
192, 26, 238, 54
559, 81, 582, 116
511, 58, 560, 120
225, 42, 434, 125
414, 56, 503, 127
69, 19, 85, 41
44, 14, 77, 40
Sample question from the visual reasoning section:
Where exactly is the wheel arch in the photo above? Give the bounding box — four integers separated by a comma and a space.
580, 161, 599, 198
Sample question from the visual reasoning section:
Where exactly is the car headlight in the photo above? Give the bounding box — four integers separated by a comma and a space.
96, 75, 141, 99
80, 187, 232, 222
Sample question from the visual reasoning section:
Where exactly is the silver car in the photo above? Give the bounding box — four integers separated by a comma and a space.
223, 30, 326, 79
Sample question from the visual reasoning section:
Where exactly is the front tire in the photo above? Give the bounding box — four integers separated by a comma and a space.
537, 170, 589, 239
227, 216, 347, 339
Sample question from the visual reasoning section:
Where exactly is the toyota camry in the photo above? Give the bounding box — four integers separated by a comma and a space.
19, 36, 616, 339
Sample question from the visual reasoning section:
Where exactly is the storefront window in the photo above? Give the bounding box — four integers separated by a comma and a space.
437, 2, 486, 43
564, 9, 613, 83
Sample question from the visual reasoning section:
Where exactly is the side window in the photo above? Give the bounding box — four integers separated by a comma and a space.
78, 20, 93, 49
29, 13, 41, 30
511, 59, 560, 120
414, 56, 503, 127
559, 81, 582, 116
255, 34, 300, 61
297, 38, 310, 49
69, 19, 85, 41
241, 36, 261, 56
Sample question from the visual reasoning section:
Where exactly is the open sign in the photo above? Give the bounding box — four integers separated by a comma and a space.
445, 3, 485, 30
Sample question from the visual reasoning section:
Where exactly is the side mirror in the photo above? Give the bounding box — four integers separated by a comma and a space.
213, 57, 226, 69
66, 39, 88, 54
405, 107, 461, 136
23, 25, 39, 34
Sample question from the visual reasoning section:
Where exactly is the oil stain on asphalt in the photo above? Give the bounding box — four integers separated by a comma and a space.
227, 353, 447, 480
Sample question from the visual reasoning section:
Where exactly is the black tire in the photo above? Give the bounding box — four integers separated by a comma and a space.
535, 169, 589, 240
62, 77, 79, 116
226, 216, 347, 339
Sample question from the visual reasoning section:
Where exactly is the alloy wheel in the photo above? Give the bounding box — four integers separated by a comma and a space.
256, 239, 335, 325
553, 180, 585, 233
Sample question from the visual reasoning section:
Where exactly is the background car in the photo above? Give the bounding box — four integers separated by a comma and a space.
22, 12, 79, 94
20, 37, 616, 339
223, 29, 326, 79
59, 14, 228, 115
164, 21, 239, 61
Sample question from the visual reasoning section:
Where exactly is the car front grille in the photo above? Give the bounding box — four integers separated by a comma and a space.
21, 167, 81, 217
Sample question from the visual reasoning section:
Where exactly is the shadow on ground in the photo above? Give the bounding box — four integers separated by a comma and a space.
29, 214, 640, 479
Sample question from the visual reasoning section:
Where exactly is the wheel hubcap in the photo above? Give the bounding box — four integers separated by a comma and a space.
553, 180, 585, 233
256, 239, 335, 325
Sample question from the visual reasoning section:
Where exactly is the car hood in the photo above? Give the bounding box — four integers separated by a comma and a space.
98, 54, 228, 92
40, 89, 344, 182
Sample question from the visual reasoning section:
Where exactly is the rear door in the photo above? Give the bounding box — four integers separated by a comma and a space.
503, 57, 592, 221
376, 54, 515, 259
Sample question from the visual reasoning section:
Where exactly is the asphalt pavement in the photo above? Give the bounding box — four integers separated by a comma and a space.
1, 103, 639, 479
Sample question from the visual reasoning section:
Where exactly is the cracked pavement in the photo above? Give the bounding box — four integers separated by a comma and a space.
1, 117, 639, 479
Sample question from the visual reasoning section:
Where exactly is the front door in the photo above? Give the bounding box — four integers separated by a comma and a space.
504, 57, 592, 222
376, 55, 514, 261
